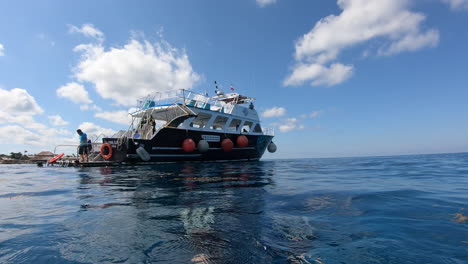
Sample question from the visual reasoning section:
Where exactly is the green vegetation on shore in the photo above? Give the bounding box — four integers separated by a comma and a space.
0, 151, 33, 164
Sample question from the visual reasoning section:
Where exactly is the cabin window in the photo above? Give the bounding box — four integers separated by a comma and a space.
211, 116, 228, 130
227, 119, 242, 132
190, 113, 212, 129
242, 121, 253, 133
253, 123, 262, 133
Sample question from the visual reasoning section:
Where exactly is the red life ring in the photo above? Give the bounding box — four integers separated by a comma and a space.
48, 153, 64, 164
100, 143, 113, 160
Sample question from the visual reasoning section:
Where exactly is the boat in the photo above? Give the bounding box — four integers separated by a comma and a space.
54, 88, 277, 166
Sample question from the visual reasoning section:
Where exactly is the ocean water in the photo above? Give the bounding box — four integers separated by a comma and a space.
0, 153, 467, 264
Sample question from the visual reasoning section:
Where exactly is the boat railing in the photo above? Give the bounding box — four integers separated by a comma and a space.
53, 144, 79, 156
90, 133, 107, 143
53, 143, 104, 157
136, 89, 242, 115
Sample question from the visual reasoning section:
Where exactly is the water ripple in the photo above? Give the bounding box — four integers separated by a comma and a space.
0, 154, 467, 263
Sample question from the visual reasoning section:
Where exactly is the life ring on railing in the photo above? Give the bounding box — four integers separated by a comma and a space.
100, 143, 113, 160
48, 153, 64, 164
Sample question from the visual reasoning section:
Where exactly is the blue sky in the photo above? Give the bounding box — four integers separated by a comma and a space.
0, 0, 467, 158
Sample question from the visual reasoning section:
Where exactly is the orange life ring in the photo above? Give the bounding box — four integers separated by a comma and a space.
100, 143, 113, 160
48, 153, 64, 164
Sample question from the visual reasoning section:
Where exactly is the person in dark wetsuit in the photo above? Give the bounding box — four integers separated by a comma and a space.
149, 115, 156, 134
77, 129, 88, 162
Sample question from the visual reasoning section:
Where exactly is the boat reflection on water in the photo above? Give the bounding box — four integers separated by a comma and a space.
73, 161, 277, 263
3, 155, 465, 264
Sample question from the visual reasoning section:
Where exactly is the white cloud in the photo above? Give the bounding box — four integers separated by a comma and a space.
270, 118, 304, 132
77, 122, 116, 138
0, 124, 75, 150
0, 111, 30, 124
302, 110, 322, 119
377, 29, 439, 56
0, 125, 44, 146
80, 104, 102, 112
442, 0, 468, 10
94, 110, 133, 125
56, 82, 93, 104
278, 118, 304, 133
69, 23, 104, 42
309, 111, 321, 119
256, 0, 276, 7
285, 0, 439, 87
0, 88, 76, 152
0, 88, 43, 115
0, 43, 4, 56
48, 115, 69, 126
284, 63, 353, 86
0, 108, 44, 131
71, 31, 200, 106
261, 107, 286, 118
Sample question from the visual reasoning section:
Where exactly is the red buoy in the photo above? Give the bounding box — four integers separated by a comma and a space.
182, 138, 196, 152
221, 138, 234, 152
236, 135, 248, 148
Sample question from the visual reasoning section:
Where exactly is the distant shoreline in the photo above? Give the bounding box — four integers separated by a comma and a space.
1, 159, 77, 165
0, 160, 35, 165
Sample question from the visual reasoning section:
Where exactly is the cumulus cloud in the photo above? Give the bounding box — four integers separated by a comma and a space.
256, 0, 277, 7
80, 104, 102, 112
0, 43, 4, 56
0, 88, 43, 115
377, 29, 439, 56
68, 25, 200, 107
278, 118, 305, 132
285, 0, 439, 87
270, 118, 304, 132
284, 63, 353, 86
442, 0, 468, 10
0, 124, 74, 149
261, 107, 286, 118
302, 110, 323, 119
0, 87, 77, 151
69, 23, 104, 42
0, 125, 44, 146
0, 87, 76, 154
56, 82, 93, 104
0, 110, 48, 132
48, 115, 69, 126
94, 110, 133, 125
77, 122, 116, 138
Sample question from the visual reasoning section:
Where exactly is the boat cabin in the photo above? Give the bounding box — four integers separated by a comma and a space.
126, 89, 273, 140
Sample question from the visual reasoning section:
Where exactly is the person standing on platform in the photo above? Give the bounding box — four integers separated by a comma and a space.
76, 129, 88, 162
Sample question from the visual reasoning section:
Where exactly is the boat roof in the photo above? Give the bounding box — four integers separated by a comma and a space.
130, 89, 257, 117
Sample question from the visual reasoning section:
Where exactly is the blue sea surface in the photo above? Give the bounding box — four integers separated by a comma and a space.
0, 153, 467, 263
